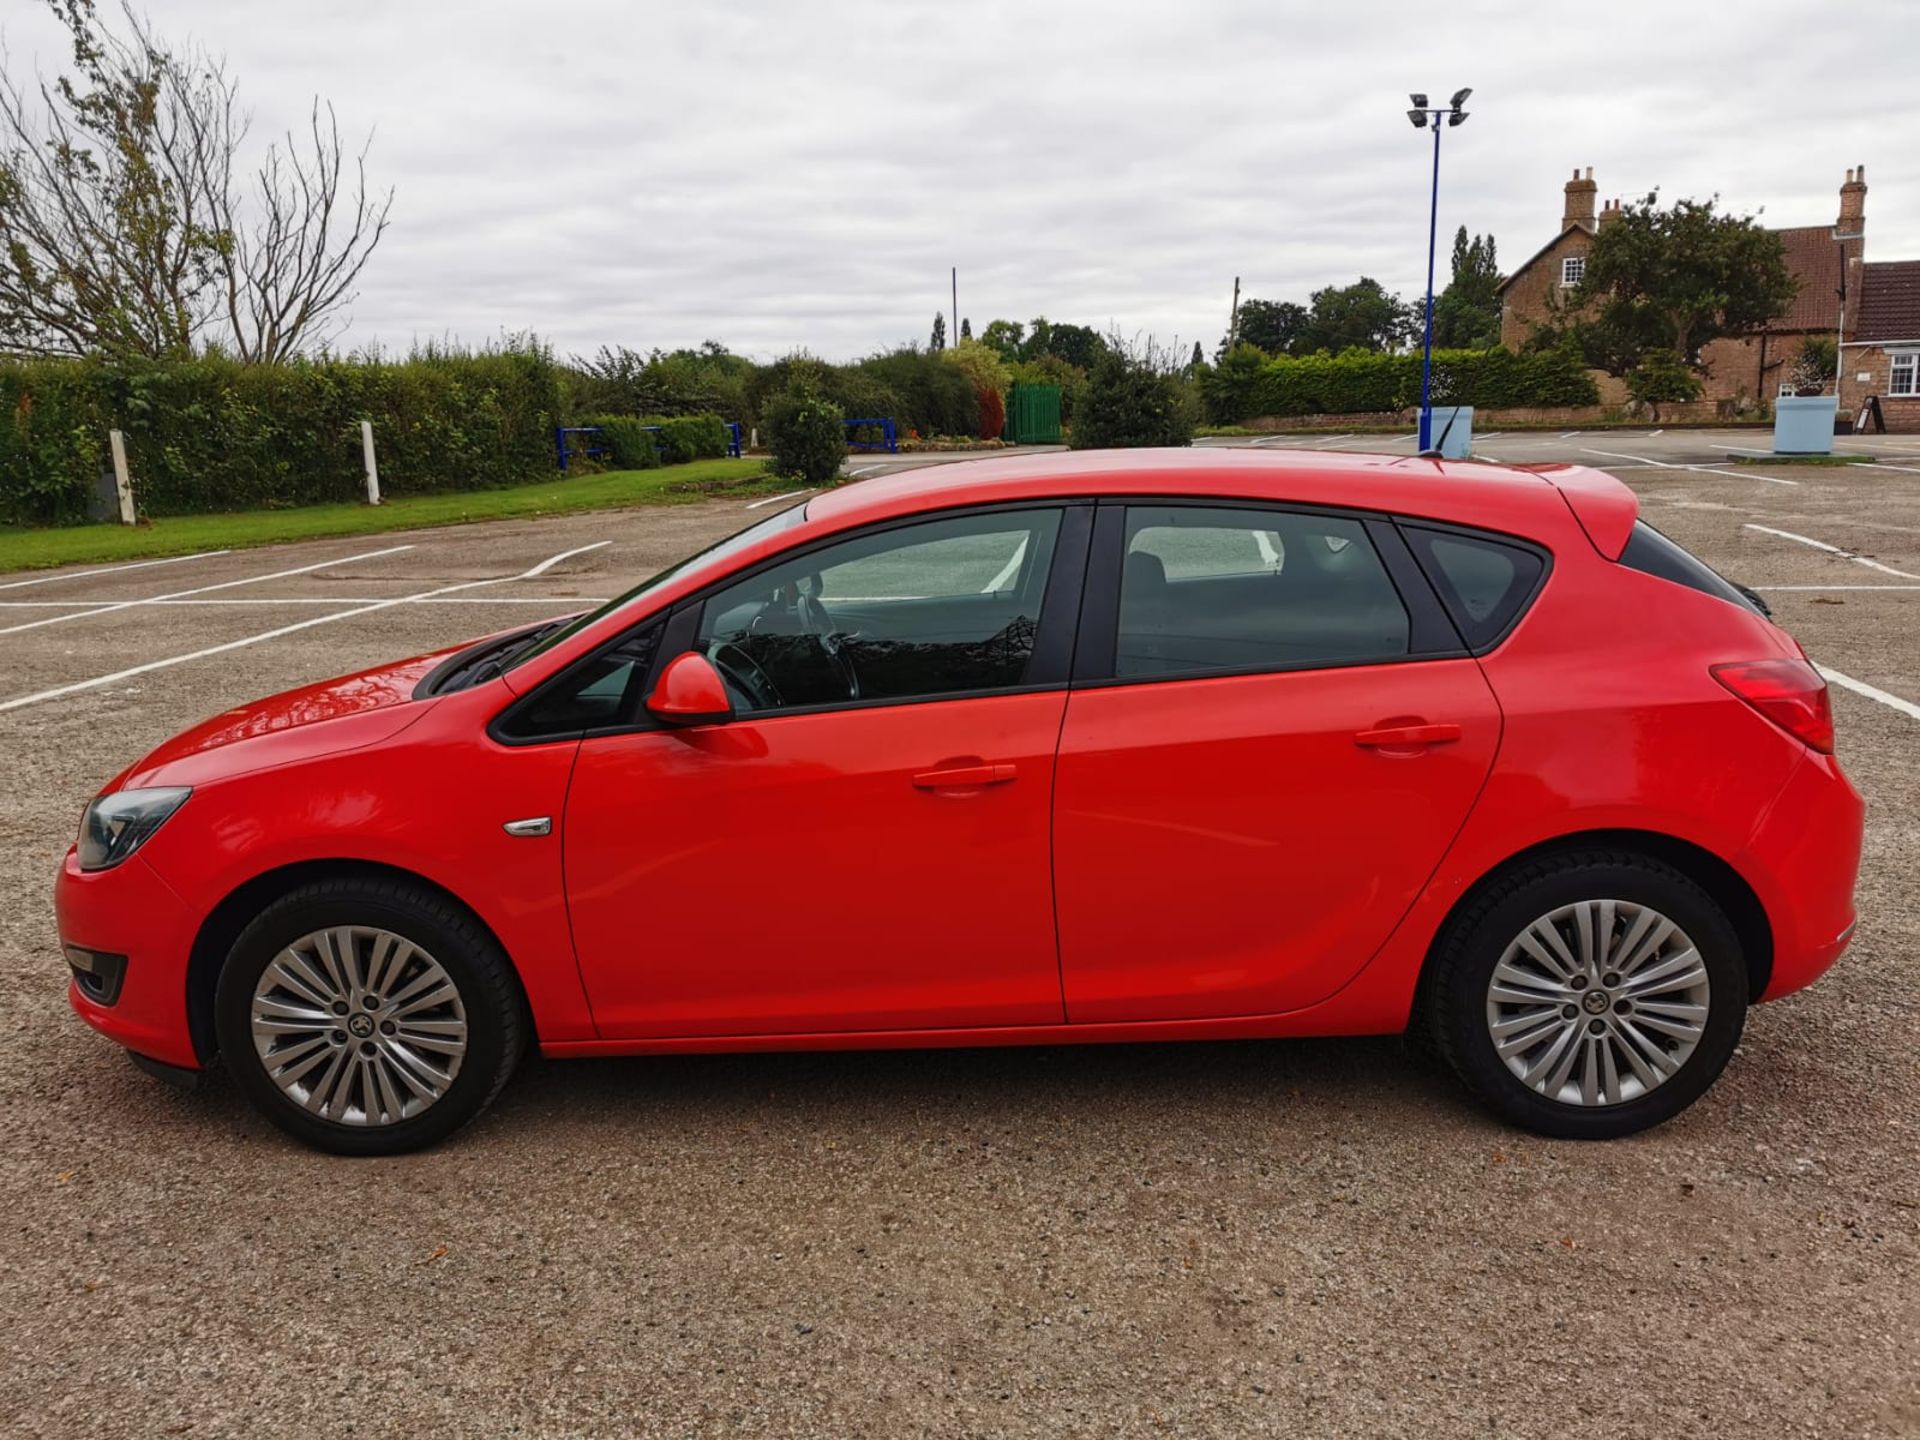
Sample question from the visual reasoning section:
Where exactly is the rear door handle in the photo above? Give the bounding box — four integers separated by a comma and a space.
912, 762, 1017, 789
1353, 722, 1462, 749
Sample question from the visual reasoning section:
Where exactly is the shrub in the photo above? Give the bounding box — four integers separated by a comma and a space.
848, 347, 978, 438
1069, 344, 1195, 450
765, 387, 846, 484
976, 386, 1005, 441
1195, 343, 1267, 426
0, 342, 566, 525
942, 338, 1011, 400
648, 414, 730, 464
580, 415, 663, 469
1625, 350, 1703, 418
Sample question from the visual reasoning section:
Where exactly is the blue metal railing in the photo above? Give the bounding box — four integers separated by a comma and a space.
554, 426, 607, 472
846, 417, 898, 453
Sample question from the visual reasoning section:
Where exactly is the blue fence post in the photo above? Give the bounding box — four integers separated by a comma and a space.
554, 426, 569, 473
727, 422, 743, 458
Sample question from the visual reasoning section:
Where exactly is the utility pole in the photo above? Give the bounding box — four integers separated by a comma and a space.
1227, 276, 1241, 350
951, 267, 958, 349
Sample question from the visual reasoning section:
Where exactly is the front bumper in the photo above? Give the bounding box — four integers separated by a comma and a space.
54, 847, 202, 1069
1740, 752, 1866, 1001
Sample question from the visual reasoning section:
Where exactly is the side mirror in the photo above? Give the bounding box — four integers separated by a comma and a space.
645, 651, 735, 727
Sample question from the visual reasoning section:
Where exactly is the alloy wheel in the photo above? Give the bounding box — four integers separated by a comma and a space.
1484, 899, 1711, 1107
250, 925, 468, 1126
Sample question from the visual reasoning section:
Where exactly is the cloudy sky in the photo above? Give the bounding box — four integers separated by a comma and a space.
8, 0, 1917, 362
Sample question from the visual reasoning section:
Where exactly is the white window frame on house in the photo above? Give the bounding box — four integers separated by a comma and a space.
1891, 350, 1920, 398
1560, 255, 1586, 287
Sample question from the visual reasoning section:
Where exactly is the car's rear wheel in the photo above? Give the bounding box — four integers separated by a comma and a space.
1422, 851, 1748, 1139
214, 878, 524, 1155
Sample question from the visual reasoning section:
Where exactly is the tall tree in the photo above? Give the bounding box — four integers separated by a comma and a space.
1432, 227, 1502, 349
959, 316, 971, 341
980, 318, 1024, 361
929, 312, 946, 351
1531, 194, 1796, 375
1296, 278, 1413, 354
0, 0, 391, 360
1189, 339, 1204, 372
1229, 298, 1309, 357
1021, 317, 1104, 370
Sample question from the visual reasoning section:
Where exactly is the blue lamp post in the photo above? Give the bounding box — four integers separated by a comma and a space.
1407, 88, 1472, 454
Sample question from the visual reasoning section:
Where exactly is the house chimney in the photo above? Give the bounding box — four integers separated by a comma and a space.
1599, 195, 1622, 228
1564, 166, 1597, 232
1839, 165, 1867, 231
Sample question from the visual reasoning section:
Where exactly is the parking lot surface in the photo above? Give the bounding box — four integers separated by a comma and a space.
1, 437, 1915, 1437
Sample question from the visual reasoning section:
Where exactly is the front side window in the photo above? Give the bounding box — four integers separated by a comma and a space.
495, 622, 664, 741
1891, 352, 1919, 397
1561, 255, 1586, 287
1115, 506, 1410, 678
694, 509, 1063, 714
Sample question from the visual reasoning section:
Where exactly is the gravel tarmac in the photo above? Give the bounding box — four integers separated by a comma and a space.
0, 458, 1914, 1438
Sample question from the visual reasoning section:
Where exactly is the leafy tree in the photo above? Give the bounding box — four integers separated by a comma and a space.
1195, 343, 1266, 425
1022, 318, 1105, 370
765, 386, 846, 483
980, 318, 1025, 361
1231, 298, 1309, 357
942, 337, 1010, 398
1296, 278, 1414, 354
1189, 340, 1204, 373
1432, 228, 1502, 350
1534, 194, 1796, 375
1624, 349, 1703, 420
1069, 336, 1194, 450
929, 312, 947, 351
0, 0, 390, 360
959, 316, 971, 341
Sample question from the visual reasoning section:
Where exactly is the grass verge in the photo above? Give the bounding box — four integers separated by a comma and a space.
1728, 453, 1874, 466
0, 459, 779, 573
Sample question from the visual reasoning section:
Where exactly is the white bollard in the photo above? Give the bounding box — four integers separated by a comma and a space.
749, 427, 758, 451
108, 429, 136, 525
361, 420, 381, 505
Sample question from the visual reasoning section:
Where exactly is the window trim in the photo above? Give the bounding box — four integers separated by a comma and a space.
1071, 496, 1467, 690
1560, 254, 1586, 288
1396, 518, 1554, 655
1890, 350, 1919, 398
493, 499, 1094, 740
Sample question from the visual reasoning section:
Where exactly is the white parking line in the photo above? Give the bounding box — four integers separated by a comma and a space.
1852, 460, 1920, 476
519, 541, 609, 576
1646, 429, 1664, 437
1743, 524, 1920, 579
0, 545, 599, 715
0, 549, 232, 591
747, 487, 815, 508
1578, 448, 1798, 487
1819, 666, 1920, 723
1558, 431, 1581, 439
0, 595, 614, 609
1760, 584, 1920, 591
0, 544, 415, 638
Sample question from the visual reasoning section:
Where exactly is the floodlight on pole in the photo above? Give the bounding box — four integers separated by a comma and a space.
1406, 86, 1474, 454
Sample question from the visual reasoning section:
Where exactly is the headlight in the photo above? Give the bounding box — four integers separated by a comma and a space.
77, 787, 191, 871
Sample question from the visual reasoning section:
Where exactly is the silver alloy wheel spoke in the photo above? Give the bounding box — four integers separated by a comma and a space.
1484, 898, 1710, 1108
250, 924, 467, 1127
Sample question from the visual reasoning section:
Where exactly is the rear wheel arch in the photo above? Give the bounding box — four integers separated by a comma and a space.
1418, 829, 1773, 1010
186, 859, 528, 1066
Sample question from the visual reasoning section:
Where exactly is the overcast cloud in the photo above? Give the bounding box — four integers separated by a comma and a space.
8, 0, 1917, 362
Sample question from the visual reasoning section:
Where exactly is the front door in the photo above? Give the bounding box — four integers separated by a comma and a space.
563, 504, 1088, 1038
1053, 502, 1501, 1022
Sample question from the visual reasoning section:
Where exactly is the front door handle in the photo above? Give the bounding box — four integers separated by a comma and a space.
1353, 722, 1462, 749
912, 761, 1017, 790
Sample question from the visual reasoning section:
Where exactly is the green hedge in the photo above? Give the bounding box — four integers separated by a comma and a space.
1200, 347, 1599, 425
576, 413, 729, 469
1, 347, 567, 526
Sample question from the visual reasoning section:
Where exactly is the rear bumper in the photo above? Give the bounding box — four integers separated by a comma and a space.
1740, 753, 1866, 1001
54, 848, 202, 1069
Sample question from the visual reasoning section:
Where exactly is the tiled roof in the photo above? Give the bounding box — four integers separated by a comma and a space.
1772, 226, 1844, 331
1855, 260, 1920, 344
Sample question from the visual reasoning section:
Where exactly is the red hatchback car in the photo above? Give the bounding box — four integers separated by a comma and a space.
56, 450, 1863, 1154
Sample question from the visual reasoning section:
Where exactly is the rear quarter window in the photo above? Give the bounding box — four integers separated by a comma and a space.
1401, 525, 1548, 651
1618, 520, 1766, 616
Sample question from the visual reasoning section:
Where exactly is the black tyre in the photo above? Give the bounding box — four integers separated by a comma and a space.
214, 877, 525, 1156
1421, 850, 1748, 1139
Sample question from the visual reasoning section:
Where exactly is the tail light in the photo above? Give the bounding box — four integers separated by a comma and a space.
1711, 659, 1834, 753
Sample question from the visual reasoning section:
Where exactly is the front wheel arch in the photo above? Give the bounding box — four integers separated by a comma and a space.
1416, 829, 1773, 1018
186, 859, 528, 1066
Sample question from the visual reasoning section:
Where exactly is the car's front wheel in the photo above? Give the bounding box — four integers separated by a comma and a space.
214, 877, 524, 1155
1422, 851, 1748, 1139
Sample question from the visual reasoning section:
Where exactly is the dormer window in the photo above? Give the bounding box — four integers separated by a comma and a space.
1560, 255, 1586, 287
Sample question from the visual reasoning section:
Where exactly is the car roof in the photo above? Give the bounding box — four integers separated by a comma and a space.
803, 446, 1612, 544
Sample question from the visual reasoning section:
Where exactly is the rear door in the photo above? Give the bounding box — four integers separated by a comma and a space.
1053, 501, 1503, 1022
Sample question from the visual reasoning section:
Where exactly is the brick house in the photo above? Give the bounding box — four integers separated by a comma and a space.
1497, 166, 1872, 412
1840, 260, 1920, 432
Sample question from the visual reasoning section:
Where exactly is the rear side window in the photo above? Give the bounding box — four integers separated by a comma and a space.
1619, 520, 1765, 615
1403, 526, 1547, 651
1115, 506, 1411, 677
